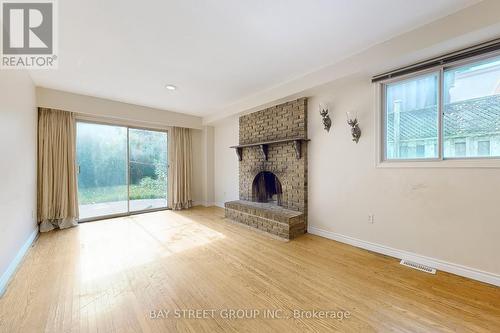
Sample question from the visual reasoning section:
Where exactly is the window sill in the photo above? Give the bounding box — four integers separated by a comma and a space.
376, 158, 500, 169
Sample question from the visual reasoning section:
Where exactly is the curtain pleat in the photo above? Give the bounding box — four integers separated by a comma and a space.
37, 108, 79, 232
168, 127, 193, 210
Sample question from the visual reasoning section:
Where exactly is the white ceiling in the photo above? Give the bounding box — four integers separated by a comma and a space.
29, 0, 478, 117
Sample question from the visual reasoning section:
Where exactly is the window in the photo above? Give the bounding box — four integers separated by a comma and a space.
416, 144, 425, 158
454, 142, 466, 157
443, 56, 500, 158
384, 72, 439, 160
382, 54, 500, 161
478, 140, 490, 156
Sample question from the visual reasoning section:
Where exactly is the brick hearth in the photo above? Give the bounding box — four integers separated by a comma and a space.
224, 98, 308, 240
225, 200, 306, 239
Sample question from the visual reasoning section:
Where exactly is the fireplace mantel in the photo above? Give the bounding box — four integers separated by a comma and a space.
230, 137, 310, 161
225, 98, 308, 239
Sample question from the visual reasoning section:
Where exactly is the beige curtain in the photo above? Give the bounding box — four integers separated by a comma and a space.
37, 108, 79, 232
168, 127, 193, 210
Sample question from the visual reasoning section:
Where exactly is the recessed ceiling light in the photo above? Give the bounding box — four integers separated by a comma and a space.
165, 84, 177, 91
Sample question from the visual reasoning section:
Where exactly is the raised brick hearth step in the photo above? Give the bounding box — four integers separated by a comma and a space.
229, 98, 308, 240
224, 200, 306, 240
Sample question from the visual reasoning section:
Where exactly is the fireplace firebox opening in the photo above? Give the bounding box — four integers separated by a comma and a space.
252, 171, 283, 205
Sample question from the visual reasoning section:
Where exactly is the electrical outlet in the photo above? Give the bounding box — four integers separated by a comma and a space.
368, 214, 375, 224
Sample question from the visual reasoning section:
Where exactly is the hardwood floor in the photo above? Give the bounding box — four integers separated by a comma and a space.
0, 207, 499, 332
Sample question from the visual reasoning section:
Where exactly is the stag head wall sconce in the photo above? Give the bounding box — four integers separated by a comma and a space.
346, 111, 361, 143
319, 104, 332, 132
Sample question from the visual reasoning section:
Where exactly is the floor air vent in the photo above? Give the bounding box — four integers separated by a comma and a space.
400, 260, 436, 274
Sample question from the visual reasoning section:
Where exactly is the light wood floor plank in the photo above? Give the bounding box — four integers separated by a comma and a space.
0, 207, 499, 332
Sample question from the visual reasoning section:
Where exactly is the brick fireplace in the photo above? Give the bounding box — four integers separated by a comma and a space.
225, 98, 308, 239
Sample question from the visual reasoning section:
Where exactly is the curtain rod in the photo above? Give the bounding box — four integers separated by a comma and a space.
371, 37, 500, 83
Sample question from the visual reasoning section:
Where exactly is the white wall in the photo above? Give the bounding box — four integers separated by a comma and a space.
212, 72, 500, 280
188, 126, 216, 207
210, 2, 500, 281
0, 70, 38, 288
37, 87, 203, 130
307, 75, 500, 276
213, 116, 239, 207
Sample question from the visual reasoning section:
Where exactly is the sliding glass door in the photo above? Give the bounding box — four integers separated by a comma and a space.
76, 122, 168, 220
129, 128, 168, 212
76, 122, 128, 219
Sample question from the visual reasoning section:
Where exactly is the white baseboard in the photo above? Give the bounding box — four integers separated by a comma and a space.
308, 226, 500, 287
193, 201, 216, 207
215, 202, 225, 208
0, 229, 38, 297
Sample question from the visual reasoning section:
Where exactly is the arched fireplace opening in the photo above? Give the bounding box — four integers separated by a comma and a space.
252, 171, 282, 205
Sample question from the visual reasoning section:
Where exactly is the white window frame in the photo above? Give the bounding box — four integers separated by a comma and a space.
375, 51, 500, 169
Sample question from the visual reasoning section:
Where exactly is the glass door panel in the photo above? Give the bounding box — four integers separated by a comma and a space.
76, 122, 128, 219
128, 128, 168, 212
